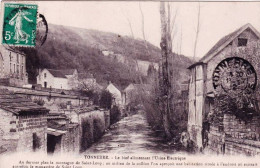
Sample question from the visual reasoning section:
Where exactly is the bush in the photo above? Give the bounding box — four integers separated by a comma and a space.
110, 105, 120, 124
99, 90, 112, 109
80, 118, 93, 152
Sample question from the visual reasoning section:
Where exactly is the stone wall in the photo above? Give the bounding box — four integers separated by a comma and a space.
16, 113, 47, 152
225, 137, 260, 156
223, 114, 260, 155
78, 109, 106, 152
63, 108, 108, 152
207, 113, 260, 155
0, 109, 47, 153
207, 126, 225, 154
60, 125, 80, 153
0, 109, 19, 153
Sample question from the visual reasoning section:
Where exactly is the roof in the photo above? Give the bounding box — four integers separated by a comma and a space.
47, 128, 67, 136
45, 69, 77, 78
105, 82, 123, 92
78, 73, 94, 79
0, 89, 49, 115
123, 83, 150, 92
188, 23, 260, 69
47, 120, 67, 131
60, 69, 76, 75
47, 69, 67, 78
47, 113, 67, 120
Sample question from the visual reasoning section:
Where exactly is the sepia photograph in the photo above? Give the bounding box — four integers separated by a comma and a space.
0, 0, 259, 167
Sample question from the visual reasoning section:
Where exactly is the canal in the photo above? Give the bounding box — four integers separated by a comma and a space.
84, 111, 183, 154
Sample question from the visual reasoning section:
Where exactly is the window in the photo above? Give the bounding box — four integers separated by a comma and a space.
10, 63, 12, 72
21, 66, 24, 74
14, 64, 15, 73
44, 73, 47, 78
9, 52, 11, 62
17, 54, 19, 63
44, 82, 47, 88
238, 38, 248, 47
17, 65, 19, 74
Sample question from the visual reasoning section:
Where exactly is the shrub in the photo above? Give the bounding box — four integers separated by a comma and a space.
110, 105, 120, 124
80, 118, 93, 152
99, 90, 112, 109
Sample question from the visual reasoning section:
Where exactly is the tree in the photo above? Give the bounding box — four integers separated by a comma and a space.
193, 2, 201, 61
159, 2, 173, 140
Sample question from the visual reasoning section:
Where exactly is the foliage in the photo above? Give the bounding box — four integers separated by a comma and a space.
110, 105, 121, 125
142, 54, 190, 141
20, 24, 193, 90
80, 118, 93, 152
99, 90, 113, 109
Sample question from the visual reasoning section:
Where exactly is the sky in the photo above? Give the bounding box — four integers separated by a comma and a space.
36, 1, 260, 58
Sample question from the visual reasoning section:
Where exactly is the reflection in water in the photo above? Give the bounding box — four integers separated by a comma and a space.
84, 111, 184, 154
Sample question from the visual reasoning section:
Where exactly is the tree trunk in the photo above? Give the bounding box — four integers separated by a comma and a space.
160, 2, 172, 140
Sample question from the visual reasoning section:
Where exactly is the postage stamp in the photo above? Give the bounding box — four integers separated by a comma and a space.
2, 3, 38, 47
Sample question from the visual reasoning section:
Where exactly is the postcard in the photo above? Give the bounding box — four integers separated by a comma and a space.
0, 1, 259, 168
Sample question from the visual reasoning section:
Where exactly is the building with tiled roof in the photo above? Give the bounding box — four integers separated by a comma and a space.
0, 89, 49, 154
36, 68, 78, 90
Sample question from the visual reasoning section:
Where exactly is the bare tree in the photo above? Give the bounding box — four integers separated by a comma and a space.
193, 2, 201, 60
160, 2, 173, 140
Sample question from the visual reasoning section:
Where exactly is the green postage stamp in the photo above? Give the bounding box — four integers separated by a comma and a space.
2, 3, 38, 47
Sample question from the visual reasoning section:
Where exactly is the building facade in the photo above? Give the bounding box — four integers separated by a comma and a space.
0, 46, 28, 86
106, 83, 122, 106
188, 24, 260, 155
37, 69, 78, 90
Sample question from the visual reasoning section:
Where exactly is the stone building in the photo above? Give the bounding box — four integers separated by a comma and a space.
106, 82, 122, 106
0, 89, 49, 154
188, 23, 260, 155
0, 46, 28, 86
47, 113, 79, 154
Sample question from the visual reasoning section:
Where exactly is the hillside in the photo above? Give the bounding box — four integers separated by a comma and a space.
24, 24, 193, 88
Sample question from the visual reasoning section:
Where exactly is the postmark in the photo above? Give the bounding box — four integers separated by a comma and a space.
2, 3, 38, 47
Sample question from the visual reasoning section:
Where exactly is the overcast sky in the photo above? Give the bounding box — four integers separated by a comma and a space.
37, 1, 260, 58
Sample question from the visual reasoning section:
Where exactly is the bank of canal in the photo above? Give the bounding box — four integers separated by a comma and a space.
85, 111, 183, 154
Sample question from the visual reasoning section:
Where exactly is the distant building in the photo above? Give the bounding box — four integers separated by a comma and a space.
37, 69, 78, 90
0, 46, 28, 86
122, 83, 148, 106
136, 60, 159, 76
0, 89, 49, 154
102, 50, 114, 56
105, 83, 122, 106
